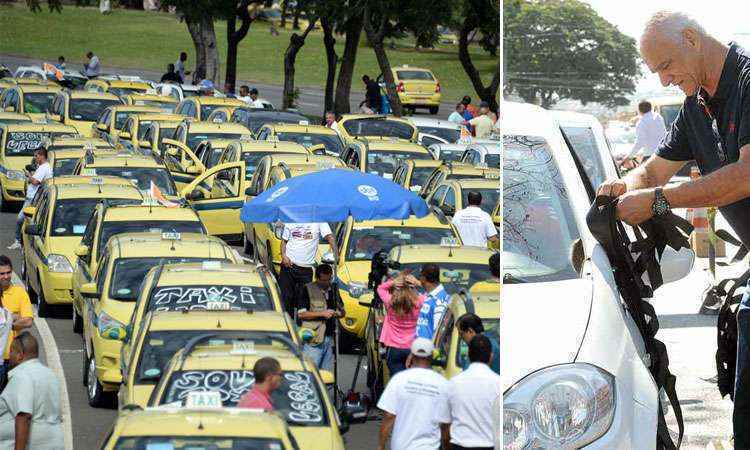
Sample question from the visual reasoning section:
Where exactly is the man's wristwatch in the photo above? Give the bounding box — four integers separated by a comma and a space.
651, 187, 671, 216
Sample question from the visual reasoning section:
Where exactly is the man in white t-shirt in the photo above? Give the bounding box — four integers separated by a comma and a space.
279, 222, 336, 318
377, 338, 451, 450
9, 148, 52, 250
451, 191, 499, 247
446, 334, 501, 450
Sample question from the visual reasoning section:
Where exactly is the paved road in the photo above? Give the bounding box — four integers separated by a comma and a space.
0, 54, 457, 121
0, 205, 379, 449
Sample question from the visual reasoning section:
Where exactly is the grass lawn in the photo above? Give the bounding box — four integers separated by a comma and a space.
0, 3, 497, 103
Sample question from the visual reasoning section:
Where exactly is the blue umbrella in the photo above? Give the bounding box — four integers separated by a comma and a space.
240, 168, 429, 223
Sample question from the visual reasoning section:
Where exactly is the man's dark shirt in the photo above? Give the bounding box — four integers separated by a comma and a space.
657, 42, 750, 247
365, 79, 382, 110
297, 284, 338, 337
160, 71, 182, 84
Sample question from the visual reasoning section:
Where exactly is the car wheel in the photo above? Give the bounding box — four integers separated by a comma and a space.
81, 341, 89, 386
86, 353, 107, 407
243, 232, 253, 256
37, 282, 51, 318
72, 306, 83, 334
0, 189, 7, 213
429, 106, 439, 115
24, 268, 37, 304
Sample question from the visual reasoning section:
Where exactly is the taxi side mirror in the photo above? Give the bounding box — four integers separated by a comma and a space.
80, 282, 99, 299
185, 165, 202, 175
308, 144, 326, 155
24, 224, 41, 236
22, 206, 36, 218
245, 186, 258, 197
118, 131, 131, 140
74, 244, 90, 257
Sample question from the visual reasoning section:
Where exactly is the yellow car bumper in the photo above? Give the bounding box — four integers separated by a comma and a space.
39, 270, 74, 305
92, 333, 123, 390
399, 92, 442, 107
1, 177, 25, 202
338, 290, 372, 338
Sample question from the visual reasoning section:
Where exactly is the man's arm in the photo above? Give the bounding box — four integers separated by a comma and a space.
280, 239, 291, 267
378, 412, 396, 450
324, 234, 338, 261
14, 413, 31, 450
599, 155, 685, 198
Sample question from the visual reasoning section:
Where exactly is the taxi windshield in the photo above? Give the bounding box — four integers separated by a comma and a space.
51, 198, 139, 237
398, 262, 493, 294
461, 188, 500, 214
408, 166, 435, 190
110, 257, 229, 301
435, 148, 465, 162
98, 220, 205, 256
275, 132, 344, 156
158, 369, 328, 426
342, 119, 414, 139
90, 167, 176, 195
69, 98, 121, 122
239, 151, 274, 179
187, 133, 243, 151
23, 93, 56, 114
108, 87, 147, 98
147, 284, 273, 312
132, 100, 174, 112
113, 437, 284, 450
365, 150, 431, 179
417, 126, 460, 143
347, 226, 454, 261
484, 154, 500, 168
396, 70, 435, 81
503, 134, 580, 282
4, 131, 73, 156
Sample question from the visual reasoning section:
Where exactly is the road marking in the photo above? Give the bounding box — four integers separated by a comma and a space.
13, 272, 73, 450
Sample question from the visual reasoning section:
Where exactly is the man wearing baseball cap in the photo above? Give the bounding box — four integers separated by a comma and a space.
377, 338, 451, 450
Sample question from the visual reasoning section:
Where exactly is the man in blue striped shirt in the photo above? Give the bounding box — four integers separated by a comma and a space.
415, 264, 451, 340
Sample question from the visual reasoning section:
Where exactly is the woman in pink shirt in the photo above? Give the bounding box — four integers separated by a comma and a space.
377, 273, 426, 376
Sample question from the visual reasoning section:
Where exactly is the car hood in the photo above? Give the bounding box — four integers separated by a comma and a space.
500, 278, 593, 391
291, 426, 344, 450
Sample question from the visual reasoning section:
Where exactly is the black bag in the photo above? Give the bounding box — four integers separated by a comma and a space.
587, 196, 690, 450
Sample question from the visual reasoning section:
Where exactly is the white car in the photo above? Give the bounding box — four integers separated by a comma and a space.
459, 142, 501, 168
427, 143, 468, 162
502, 101, 693, 449
408, 116, 465, 145
154, 83, 223, 101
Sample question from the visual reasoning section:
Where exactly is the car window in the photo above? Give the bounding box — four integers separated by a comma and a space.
69, 99, 121, 122
396, 70, 435, 81
51, 198, 139, 237
365, 150, 431, 179
346, 226, 454, 261
342, 119, 414, 140
417, 126, 460, 143
559, 125, 607, 191
429, 185, 447, 207
434, 309, 454, 358
79, 210, 99, 266
275, 132, 344, 156
22, 93, 56, 114
444, 188, 455, 208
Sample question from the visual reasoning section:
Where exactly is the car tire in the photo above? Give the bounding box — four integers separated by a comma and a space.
81, 341, 89, 386
86, 352, 108, 408
37, 281, 51, 318
429, 106, 439, 115
0, 190, 7, 213
243, 232, 253, 256
24, 268, 37, 305
72, 306, 83, 334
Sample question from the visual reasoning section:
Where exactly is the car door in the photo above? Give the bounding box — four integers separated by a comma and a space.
162, 139, 205, 189
427, 185, 448, 209
181, 161, 246, 237
72, 210, 99, 313
441, 186, 457, 217
26, 191, 50, 294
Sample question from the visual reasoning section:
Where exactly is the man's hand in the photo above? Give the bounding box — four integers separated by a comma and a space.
616, 188, 655, 225
281, 255, 292, 268
321, 309, 336, 319
597, 178, 628, 198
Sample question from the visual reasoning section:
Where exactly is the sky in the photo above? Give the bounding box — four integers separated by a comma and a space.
581, 0, 750, 95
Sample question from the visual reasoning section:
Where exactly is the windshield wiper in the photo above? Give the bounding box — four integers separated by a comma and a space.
503, 273, 529, 284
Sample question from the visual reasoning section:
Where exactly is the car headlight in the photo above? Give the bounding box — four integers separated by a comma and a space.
46, 254, 74, 273
348, 281, 369, 298
6, 170, 24, 181
504, 363, 615, 449
97, 311, 126, 340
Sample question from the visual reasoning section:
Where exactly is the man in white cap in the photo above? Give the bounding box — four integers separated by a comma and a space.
376, 337, 451, 450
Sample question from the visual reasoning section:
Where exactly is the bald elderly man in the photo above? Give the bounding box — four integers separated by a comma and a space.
597, 11, 750, 445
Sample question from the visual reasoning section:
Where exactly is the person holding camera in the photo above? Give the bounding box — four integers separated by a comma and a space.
297, 264, 343, 372
8, 148, 52, 251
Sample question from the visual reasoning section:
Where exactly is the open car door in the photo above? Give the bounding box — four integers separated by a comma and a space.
162, 138, 206, 190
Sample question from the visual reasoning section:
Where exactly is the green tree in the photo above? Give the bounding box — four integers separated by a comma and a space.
504, 0, 640, 108
456, 0, 500, 112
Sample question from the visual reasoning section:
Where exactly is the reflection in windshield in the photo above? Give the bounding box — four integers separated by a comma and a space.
51, 198, 139, 236
113, 437, 284, 450
560, 126, 606, 191
91, 167, 176, 195
347, 226, 454, 261
409, 167, 435, 190
69, 99, 120, 122
343, 119, 414, 140
366, 150, 431, 179
23, 93, 56, 114
461, 188, 500, 214
186, 133, 243, 151
434, 148, 465, 162
52, 158, 80, 176
503, 135, 580, 282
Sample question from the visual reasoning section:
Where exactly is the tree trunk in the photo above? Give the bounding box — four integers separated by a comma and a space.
363, 7, 402, 116
283, 20, 316, 109
458, 19, 499, 113
186, 17, 207, 83
321, 17, 338, 115
225, 2, 253, 92
202, 18, 220, 84
334, 12, 363, 115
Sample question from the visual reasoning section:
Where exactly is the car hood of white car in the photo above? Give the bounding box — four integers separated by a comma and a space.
500, 277, 593, 391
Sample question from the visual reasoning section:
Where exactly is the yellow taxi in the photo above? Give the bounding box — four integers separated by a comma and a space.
194, 137, 243, 172
205, 106, 234, 123
0, 84, 61, 122
426, 178, 501, 218
92, 104, 162, 143
339, 137, 434, 180
419, 162, 501, 198
123, 114, 183, 153
118, 308, 299, 410
174, 96, 248, 121
79, 232, 242, 407
245, 154, 346, 268
335, 114, 418, 144
433, 291, 500, 379
121, 93, 178, 113
47, 90, 122, 137
160, 137, 243, 190
389, 65, 442, 115
48, 142, 116, 177
70, 203, 207, 334
84, 78, 151, 98
73, 151, 179, 198
0, 79, 15, 96
20, 176, 143, 316
365, 243, 496, 395
0, 122, 78, 209
218, 139, 311, 186
328, 214, 459, 341
99, 408, 299, 449
0, 112, 32, 125
168, 119, 251, 152
256, 123, 346, 156
145, 338, 347, 449
392, 159, 443, 193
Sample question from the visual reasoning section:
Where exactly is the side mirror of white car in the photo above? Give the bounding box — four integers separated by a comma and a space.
655, 246, 695, 285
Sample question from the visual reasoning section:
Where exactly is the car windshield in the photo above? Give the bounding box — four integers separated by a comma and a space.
110, 257, 228, 301
365, 150, 431, 179
236, 111, 308, 134
52, 158, 80, 176
461, 188, 500, 214
159, 369, 328, 426
136, 331, 287, 385
275, 132, 344, 156
108, 87, 147, 98
199, 104, 225, 120
132, 100, 174, 112
147, 284, 273, 312
136, 121, 154, 140
240, 151, 277, 179
114, 112, 136, 130
342, 119, 414, 140
4, 131, 73, 156
23, 93, 56, 114
51, 198, 139, 237
98, 220, 205, 256
398, 262, 493, 294
484, 154, 500, 168
90, 167, 176, 195
456, 320, 499, 373
347, 226, 454, 261
503, 134, 580, 282
409, 167, 435, 191
396, 70, 435, 81
113, 437, 284, 450
435, 148, 465, 162
157, 127, 177, 145
559, 126, 607, 191
69, 98, 120, 122
187, 133, 243, 151
417, 126, 460, 143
